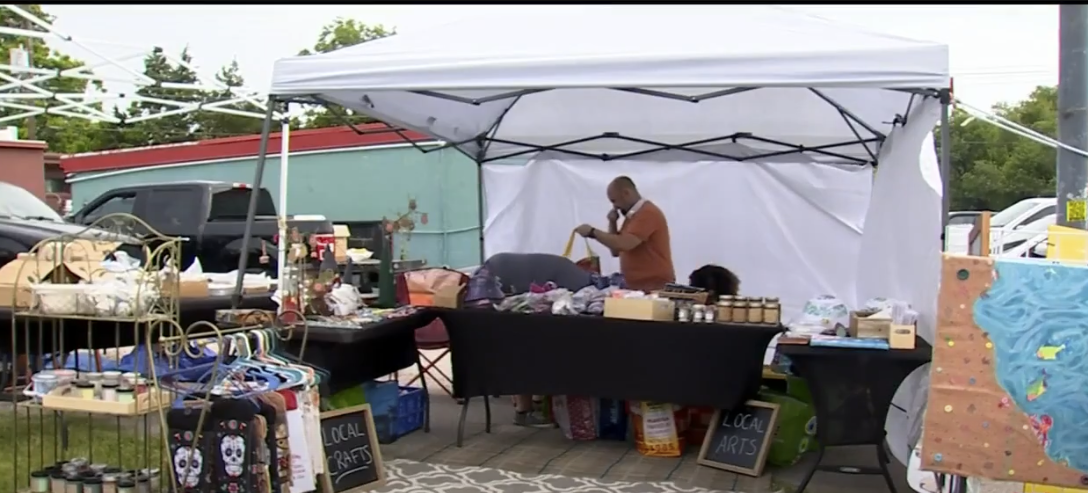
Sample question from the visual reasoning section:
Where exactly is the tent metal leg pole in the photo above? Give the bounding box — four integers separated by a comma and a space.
476, 161, 486, 266
232, 102, 277, 309
939, 92, 952, 230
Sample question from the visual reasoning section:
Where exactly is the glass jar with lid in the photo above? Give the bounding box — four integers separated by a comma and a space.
763, 297, 781, 325
747, 299, 764, 324
717, 299, 733, 322
731, 297, 748, 322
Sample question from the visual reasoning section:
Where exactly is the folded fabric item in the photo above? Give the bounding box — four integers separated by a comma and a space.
530, 281, 558, 294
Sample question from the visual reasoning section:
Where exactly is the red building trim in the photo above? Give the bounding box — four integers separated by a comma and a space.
61, 124, 432, 174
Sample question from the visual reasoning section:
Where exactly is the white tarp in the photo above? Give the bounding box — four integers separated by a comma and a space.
269, 5, 949, 162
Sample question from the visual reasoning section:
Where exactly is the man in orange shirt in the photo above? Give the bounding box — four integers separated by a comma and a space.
575, 176, 675, 292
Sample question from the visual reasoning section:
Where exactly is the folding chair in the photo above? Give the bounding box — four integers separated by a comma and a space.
395, 267, 467, 398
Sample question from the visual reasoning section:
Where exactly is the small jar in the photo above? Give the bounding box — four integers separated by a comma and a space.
31, 470, 51, 493
100, 475, 117, 493
692, 304, 705, 323
54, 369, 77, 387
135, 378, 149, 394
703, 304, 716, 323
676, 304, 690, 322
100, 383, 118, 402
116, 386, 135, 404
116, 479, 134, 493
747, 300, 764, 324
763, 298, 781, 325
83, 478, 102, 493
717, 300, 733, 322
101, 371, 122, 386
121, 372, 138, 386
134, 475, 150, 493
32, 373, 59, 399
64, 474, 82, 493
50, 470, 67, 493
731, 297, 748, 322
74, 380, 95, 400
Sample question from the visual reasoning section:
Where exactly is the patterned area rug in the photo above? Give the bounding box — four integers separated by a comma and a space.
378, 459, 738, 493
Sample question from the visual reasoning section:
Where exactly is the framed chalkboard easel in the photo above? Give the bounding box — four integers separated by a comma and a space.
696, 400, 780, 477
319, 404, 387, 493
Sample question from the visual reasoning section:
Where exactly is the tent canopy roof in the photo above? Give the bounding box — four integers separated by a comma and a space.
270, 6, 950, 163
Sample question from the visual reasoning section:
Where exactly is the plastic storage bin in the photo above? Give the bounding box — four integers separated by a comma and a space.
363, 380, 400, 444
394, 386, 425, 438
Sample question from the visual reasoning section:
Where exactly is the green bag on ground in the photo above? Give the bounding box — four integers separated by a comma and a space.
760, 386, 818, 467
326, 385, 367, 410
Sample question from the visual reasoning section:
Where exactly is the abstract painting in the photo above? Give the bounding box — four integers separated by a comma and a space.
923, 255, 1088, 488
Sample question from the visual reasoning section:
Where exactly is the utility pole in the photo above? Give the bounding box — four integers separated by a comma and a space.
1057, 4, 1088, 229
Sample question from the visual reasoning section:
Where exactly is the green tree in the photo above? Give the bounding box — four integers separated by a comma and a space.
296, 18, 395, 129
191, 59, 266, 139
945, 86, 1057, 212
0, 5, 109, 153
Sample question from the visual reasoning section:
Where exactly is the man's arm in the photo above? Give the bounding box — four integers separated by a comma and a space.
607, 218, 620, 257
590, 228, 642, 253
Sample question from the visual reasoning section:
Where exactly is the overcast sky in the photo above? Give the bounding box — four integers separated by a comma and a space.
38, 4, 1056, 110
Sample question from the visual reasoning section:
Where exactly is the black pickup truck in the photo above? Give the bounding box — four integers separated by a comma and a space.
70, 181, 335, 275
0, 182, 128, 267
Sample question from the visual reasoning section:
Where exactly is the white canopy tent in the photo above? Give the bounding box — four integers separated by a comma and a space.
246, 4, 952, 472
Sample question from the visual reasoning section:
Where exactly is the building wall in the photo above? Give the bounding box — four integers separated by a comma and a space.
69, 143, 483, 269
0, 140, 47, 200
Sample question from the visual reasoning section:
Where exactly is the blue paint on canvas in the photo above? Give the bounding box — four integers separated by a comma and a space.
973, 258, 1088, 473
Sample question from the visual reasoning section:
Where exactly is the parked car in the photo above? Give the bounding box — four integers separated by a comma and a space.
0, 182, 131, 268
993, 214, 1056, 257
948, 211, 984, 226
70, 181, 335, 275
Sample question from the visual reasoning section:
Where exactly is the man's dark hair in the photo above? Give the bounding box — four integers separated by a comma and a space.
611, 176, 637, 191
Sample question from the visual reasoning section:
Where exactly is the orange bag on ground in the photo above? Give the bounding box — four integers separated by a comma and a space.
562, 230, 601, 274
687, 406, 716, 446
628, 401, 689, 457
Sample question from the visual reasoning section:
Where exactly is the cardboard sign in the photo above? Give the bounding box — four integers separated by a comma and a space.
319, 404, 385, 493
696, 400, 780, 476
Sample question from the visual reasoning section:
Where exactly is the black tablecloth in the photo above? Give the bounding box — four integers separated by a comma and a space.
287, 310, 438, 394
435, 309, 782, 409
777, 339, 932, 447
0, 294, 278, 353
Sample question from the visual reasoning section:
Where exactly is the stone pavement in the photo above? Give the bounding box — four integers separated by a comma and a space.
388, 350, 1023, 493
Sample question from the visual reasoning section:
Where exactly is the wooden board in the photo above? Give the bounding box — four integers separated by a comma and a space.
319, 404, 386, 493
923, 255, 1088, 488
696, 400, 780, 477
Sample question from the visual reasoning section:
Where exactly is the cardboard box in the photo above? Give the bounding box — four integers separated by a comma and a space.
0, 257, 110, 308
432, 284, 464, 309
603, 297, 675, 321
848, 311, 892, 339
889, 323, 917, 349
161, 277, 211, 299
333, 224, 351, 263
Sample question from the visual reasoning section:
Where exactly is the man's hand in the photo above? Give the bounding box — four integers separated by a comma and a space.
574, 224, 594, 237
607, 208, 620, 223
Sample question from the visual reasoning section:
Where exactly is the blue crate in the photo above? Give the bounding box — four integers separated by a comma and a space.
363, 380, 400, 444
394, 386, 425, 438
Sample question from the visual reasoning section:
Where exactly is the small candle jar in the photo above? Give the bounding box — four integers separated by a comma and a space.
74, 381, 95, 400
64, 474, 82, 493
703, 304, 716, 323
83, 478, 102, 493
53, 369, 77, 387
134, 378, 149, 394
134, 475, 150, 493
100, 383, 118, 402
30, 470, 51, 493
50, 471, 67, 493
121, 372, 138, 386
763, 298, 781, 325
717, 300, 733, 322
116, 386, 135, 404
100, 475, 117, 493
101, 371, 122, 387
116, 479, 134, 493
691, 304, 705, 323
746, 301, 764, 324
731, 297, 748, 322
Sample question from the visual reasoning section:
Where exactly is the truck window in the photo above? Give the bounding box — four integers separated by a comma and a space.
209, 188, 277, 220
81, 193, 136, 224
144, 189, 198, 232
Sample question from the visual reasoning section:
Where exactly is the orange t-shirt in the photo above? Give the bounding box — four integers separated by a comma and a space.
619, 201, 675, 292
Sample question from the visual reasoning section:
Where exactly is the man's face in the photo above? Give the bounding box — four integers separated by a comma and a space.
607, 185, 633, 213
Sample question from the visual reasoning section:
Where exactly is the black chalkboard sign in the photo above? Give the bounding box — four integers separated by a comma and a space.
696, 400, 781, 476
319, 404, 386, 493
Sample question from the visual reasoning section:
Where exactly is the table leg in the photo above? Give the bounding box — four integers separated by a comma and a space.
876, 442, 899, 493
484, 396, 491, 433
457, 397, 471, 447
415, 355, 431, 433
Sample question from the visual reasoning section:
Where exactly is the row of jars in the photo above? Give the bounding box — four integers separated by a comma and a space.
676, 296, 781, 325
30, 458, 160, 493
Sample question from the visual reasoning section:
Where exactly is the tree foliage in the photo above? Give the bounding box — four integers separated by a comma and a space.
295, 18, 395, 129
944, 86, 1057, 212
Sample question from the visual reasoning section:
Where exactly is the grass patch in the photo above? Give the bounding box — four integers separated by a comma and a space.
0, 406, 165, 491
